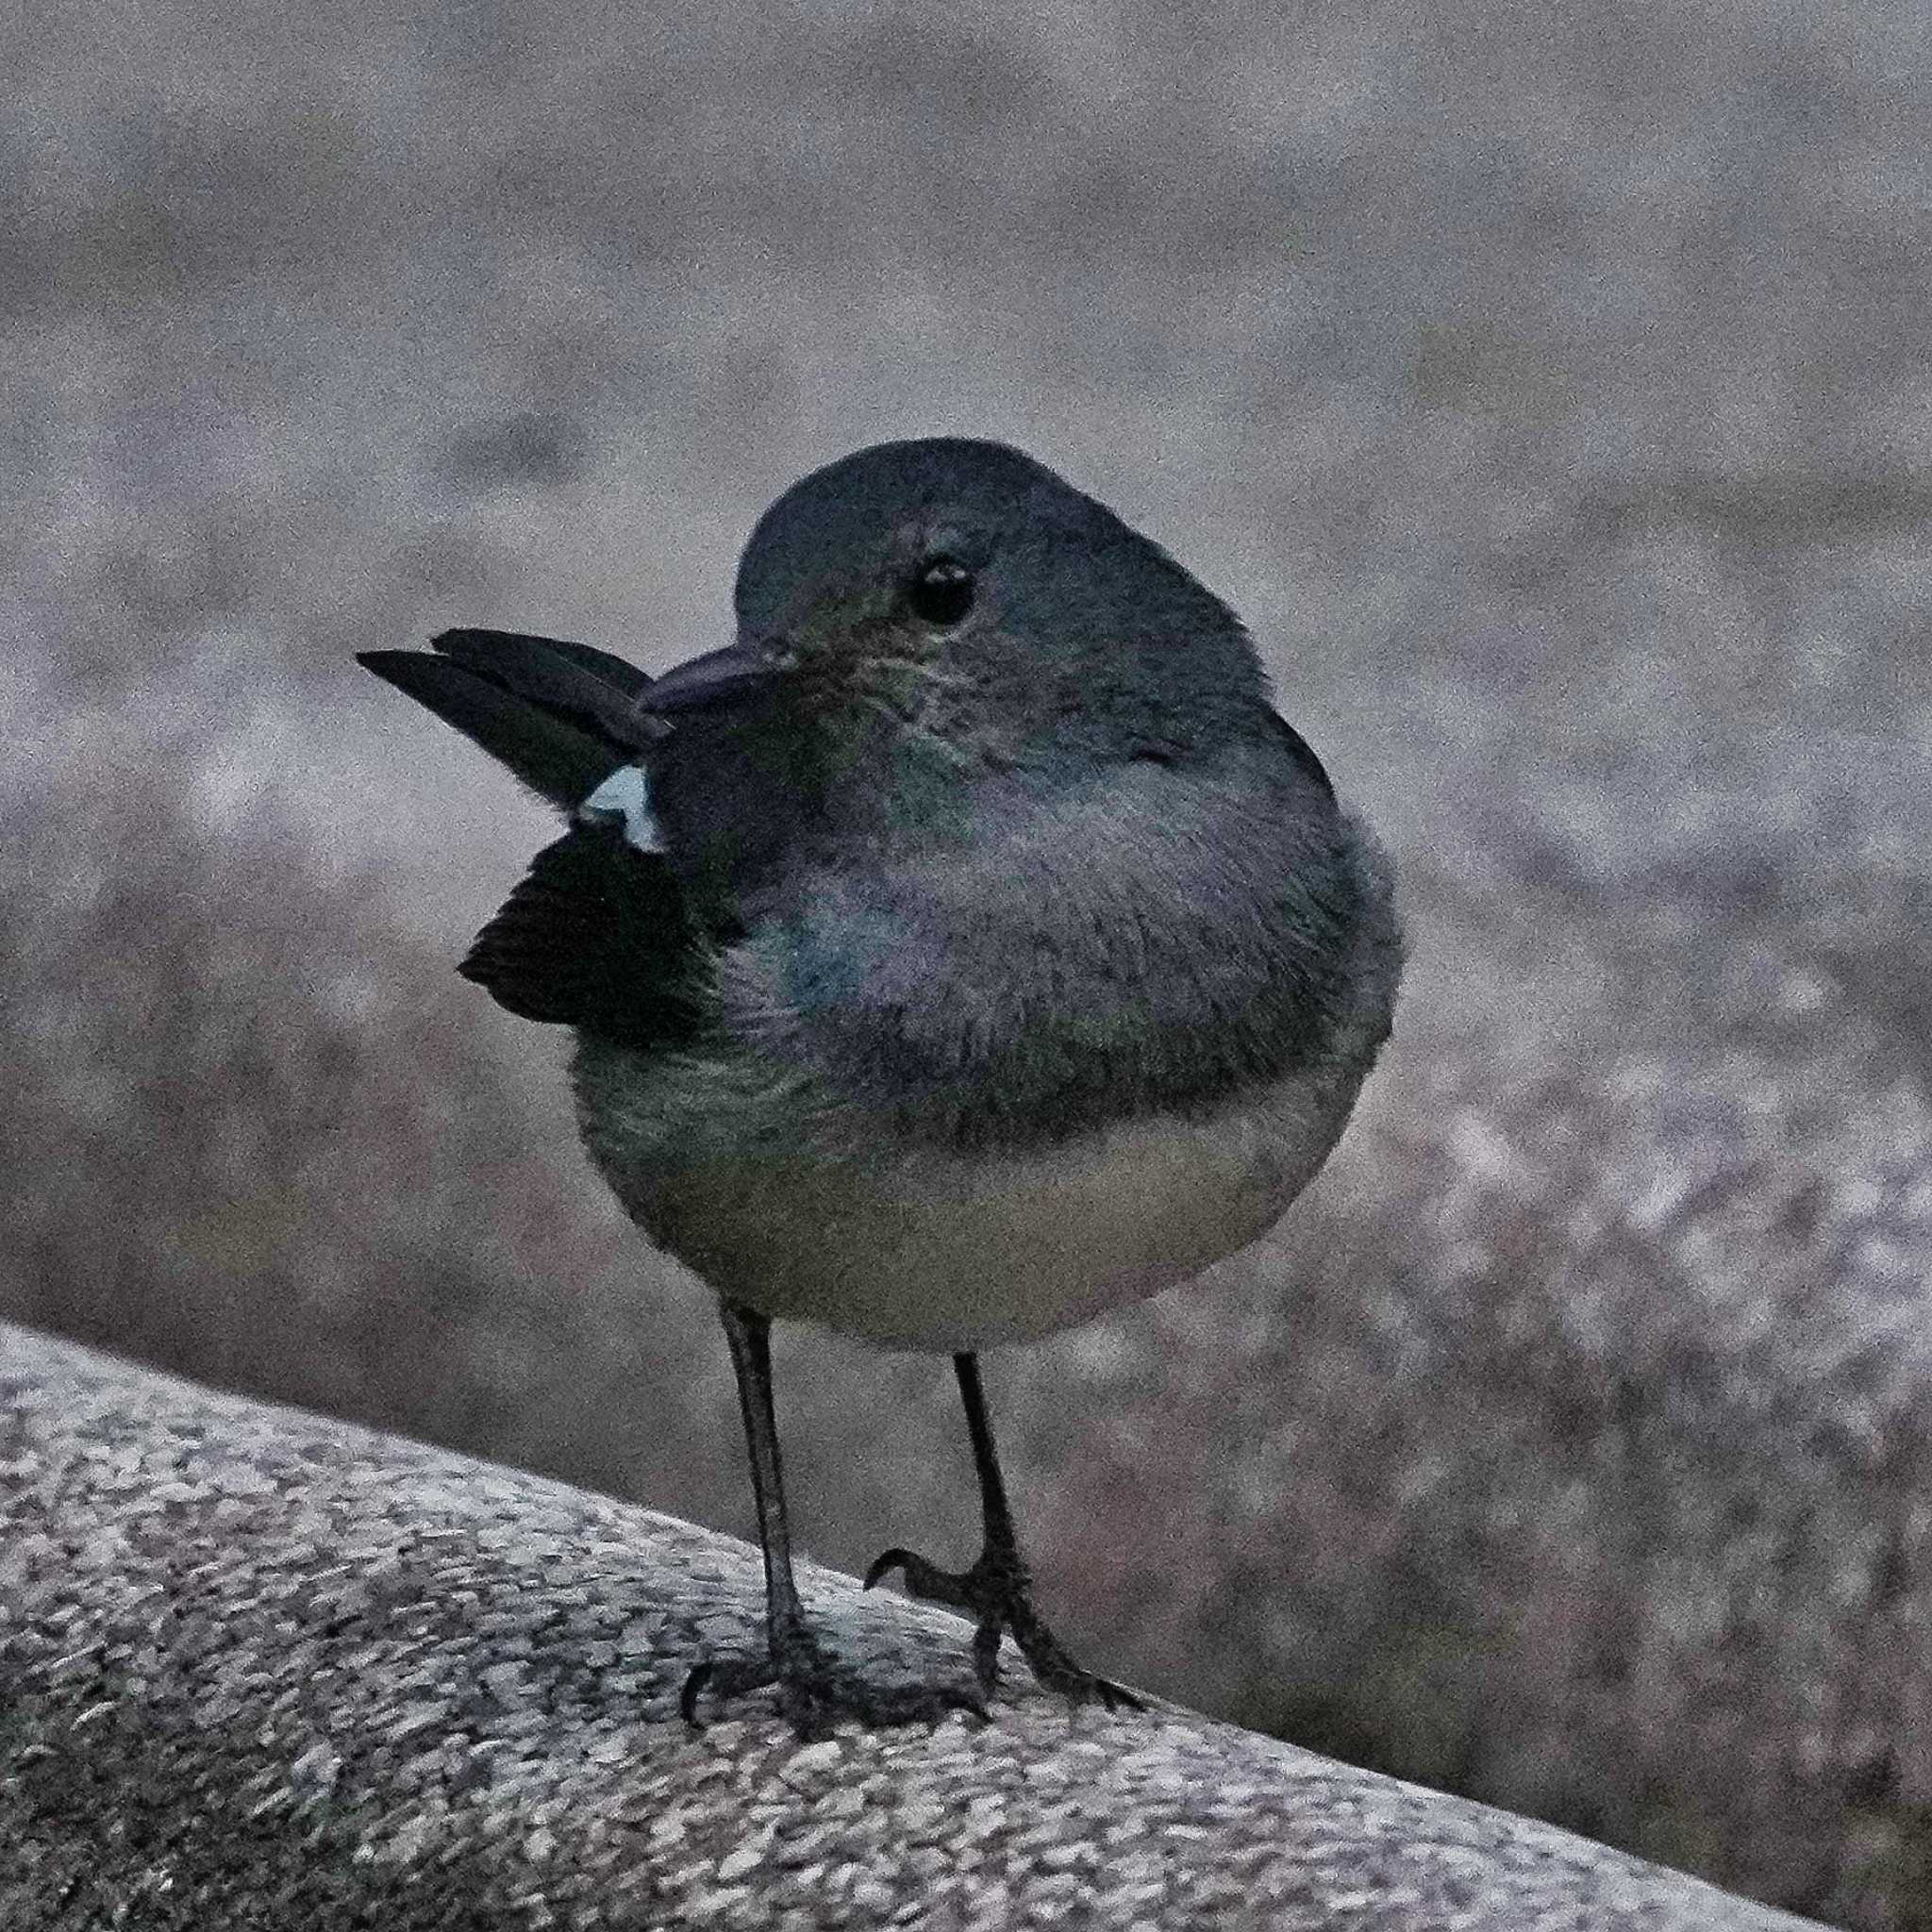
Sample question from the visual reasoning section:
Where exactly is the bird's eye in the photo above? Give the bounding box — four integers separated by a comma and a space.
907, 558, 975, 627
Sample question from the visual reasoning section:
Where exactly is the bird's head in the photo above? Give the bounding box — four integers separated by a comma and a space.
643, 439, 1271, 838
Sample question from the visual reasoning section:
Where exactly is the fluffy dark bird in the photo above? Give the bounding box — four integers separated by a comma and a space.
361, 438, 1402, 1733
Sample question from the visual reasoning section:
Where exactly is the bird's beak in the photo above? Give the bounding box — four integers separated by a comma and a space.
636, 641, 778, 717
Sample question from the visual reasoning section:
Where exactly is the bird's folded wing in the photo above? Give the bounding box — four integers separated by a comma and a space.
459, 823, 707, 1048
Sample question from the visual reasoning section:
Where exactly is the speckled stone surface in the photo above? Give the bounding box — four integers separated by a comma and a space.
1, 1324, 1824, 1930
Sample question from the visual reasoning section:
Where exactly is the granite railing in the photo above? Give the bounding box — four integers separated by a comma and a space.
0, 1321, 1823, 1930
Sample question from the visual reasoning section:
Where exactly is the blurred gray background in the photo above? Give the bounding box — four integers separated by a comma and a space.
8, 2, 1930, 1926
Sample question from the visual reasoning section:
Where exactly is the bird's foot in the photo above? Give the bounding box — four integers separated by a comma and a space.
679, 1619, 988, 1740
863, 1543, 1142, 1713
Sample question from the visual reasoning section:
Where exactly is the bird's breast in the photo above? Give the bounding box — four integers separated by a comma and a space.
571, 1037, 1366, 1350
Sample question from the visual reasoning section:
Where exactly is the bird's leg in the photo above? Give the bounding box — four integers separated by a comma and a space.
865, 1353, 1141, 1712
680, 1303, 984, 1736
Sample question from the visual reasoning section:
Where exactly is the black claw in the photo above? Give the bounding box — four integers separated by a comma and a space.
679, 1659, 716, 1725
863, 1541, 1141, 1715
1016, 1648, 1142, 1712
677, 1625, 986, 1737
862, 1547, 911, 1591
949, 1687, 993, 1724
971, 1617, 1004, 1694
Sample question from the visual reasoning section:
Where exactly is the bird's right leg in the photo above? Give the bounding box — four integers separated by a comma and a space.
679, 1302, 984, 1737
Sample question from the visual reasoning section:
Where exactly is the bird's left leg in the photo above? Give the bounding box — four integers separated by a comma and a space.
865, 1352, 1141, 1711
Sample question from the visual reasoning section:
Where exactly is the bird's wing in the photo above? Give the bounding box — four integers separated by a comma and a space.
360, 630, 711, 1048
458, 820, 707, 1049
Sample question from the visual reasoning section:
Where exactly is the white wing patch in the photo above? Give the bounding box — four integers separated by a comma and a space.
576, 764, 663, 853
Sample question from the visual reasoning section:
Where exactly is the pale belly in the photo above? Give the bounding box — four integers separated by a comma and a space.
574, 1044, 1355, 1351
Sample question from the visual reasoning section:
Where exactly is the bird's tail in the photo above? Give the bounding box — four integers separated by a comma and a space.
357, 628, 657, 812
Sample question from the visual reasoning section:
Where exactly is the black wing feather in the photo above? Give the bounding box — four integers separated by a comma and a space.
459, 821, 707, 1048
430, 626, 651, 717
358, 628, 658, 811
358, 651, 616, 808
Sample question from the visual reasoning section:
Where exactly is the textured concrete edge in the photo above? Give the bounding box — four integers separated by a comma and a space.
0, 1320, 1828, 1931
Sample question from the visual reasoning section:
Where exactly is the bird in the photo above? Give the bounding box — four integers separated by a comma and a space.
359, 437, 1402, 1735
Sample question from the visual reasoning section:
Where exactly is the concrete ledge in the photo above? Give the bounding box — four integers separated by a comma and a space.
0, 1322, 1824, 1930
